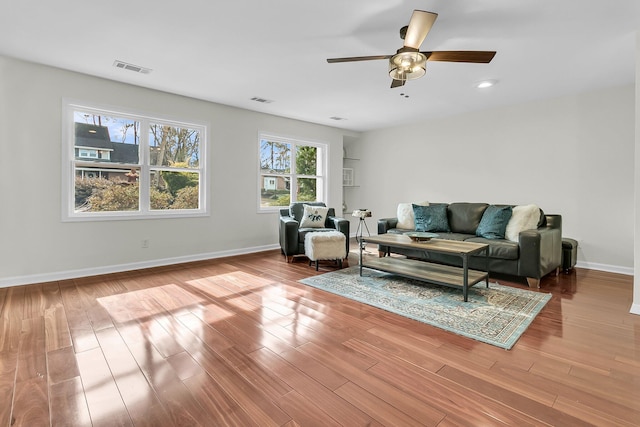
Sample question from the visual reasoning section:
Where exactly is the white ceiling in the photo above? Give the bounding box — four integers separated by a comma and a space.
1, 1, 639, 132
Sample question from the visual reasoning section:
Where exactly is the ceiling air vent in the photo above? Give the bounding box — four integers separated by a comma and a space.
250, 97, 273, 104
113, 60, 152, 74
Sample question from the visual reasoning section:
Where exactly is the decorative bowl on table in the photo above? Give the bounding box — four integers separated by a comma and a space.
352, 209, 372, 218
406, 232, 439, 242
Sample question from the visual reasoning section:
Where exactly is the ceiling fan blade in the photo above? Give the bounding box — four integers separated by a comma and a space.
424, 51, 496, 63
327, 55, 392, 63
403, 10, 438, 50
390, 78, 406, 89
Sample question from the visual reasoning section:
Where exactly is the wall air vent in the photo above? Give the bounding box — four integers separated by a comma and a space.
250, 97, 274, 104
113, 60, 152, 74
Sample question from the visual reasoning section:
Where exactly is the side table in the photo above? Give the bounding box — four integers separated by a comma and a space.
352, 209, 372, 244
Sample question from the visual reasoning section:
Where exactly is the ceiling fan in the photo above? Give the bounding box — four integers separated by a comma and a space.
327, 10, 496, 88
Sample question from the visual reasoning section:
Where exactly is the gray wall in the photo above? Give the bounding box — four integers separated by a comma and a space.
354, 84, 634, 273
0, 55, 355, 286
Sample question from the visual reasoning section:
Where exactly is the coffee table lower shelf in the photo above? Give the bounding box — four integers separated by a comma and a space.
361, 257, 488, 301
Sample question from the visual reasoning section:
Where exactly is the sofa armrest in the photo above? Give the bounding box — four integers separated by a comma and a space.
279, 216, 300, 257
328, 216, 350, 235
378, 217, 398, 234
518, 221, 562, 279
544, 214, 562, 230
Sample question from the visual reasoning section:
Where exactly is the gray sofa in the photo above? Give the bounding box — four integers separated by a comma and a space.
377, 202, 562, 288
279, 202, 350, 262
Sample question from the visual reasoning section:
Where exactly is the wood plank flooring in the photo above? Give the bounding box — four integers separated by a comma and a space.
1, 245, 639, 426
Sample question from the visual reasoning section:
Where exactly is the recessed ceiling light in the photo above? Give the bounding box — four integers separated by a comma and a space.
475, 79, 497, 89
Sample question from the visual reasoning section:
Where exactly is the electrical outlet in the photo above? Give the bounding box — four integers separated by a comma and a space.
141, 239, 149, 248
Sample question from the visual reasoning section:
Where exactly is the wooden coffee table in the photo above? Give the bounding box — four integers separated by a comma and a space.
359, 234, 489, 302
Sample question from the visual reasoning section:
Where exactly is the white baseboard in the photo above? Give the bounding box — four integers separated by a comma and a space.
630, 303, 640, 316
575, 261, 634, 276
0, 244, 280, 289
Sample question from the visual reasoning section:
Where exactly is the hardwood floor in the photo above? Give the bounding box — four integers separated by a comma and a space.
1, 245, 639, 426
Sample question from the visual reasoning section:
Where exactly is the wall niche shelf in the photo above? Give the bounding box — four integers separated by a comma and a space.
343, 142, 361, 218
342, 156, 360, 187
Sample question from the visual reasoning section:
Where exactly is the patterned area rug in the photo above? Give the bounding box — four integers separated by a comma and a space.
299, 266, 551, 349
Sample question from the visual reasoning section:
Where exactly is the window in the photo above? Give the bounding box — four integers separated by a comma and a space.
78, 149, 99, 159
62, 101, 208, 220
259, 134, 326, 210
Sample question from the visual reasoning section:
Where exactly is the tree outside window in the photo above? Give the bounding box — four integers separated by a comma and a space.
64, 102, 207, 220
259, 136, 326, 210
148, 123, 200, 211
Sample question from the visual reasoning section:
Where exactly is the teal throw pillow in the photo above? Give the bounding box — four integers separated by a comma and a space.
476, 205, 513, 239
413, 204, 450, 233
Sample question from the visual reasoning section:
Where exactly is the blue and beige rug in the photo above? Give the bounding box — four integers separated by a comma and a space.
299, 266, 551, 349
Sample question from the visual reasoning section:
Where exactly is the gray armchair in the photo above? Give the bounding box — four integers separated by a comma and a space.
279, 202, 350, 262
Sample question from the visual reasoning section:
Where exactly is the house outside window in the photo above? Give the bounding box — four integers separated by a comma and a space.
258, 134, 326, 211
62, 101, 208, 220
263, 177, 277, 191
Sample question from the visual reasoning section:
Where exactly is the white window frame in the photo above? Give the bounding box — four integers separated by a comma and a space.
258, 132, 327, 212
62, 99, 209, 221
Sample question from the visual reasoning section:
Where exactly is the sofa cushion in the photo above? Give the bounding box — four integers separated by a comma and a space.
476, 205, 513, 239
505, 204, 540, 242
387, 230, 471, 242
413, 204, 450, 232
396, 201, 428, 230
464, 237, 520, 260
448, 203, 488, 234
300, 205, 329, 228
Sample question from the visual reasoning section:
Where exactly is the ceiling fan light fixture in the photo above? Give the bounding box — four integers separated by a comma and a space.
326, 10, 496, 89
389, 50, 426, 81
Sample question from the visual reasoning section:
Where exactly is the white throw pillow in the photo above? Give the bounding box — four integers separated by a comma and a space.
505, 204, 540, 242
300, 205, 329, 228
396, 201, 429, 230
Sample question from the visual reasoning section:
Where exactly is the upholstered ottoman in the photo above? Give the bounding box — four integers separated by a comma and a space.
562, 238, 578, 273
305, 231, 347, 271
